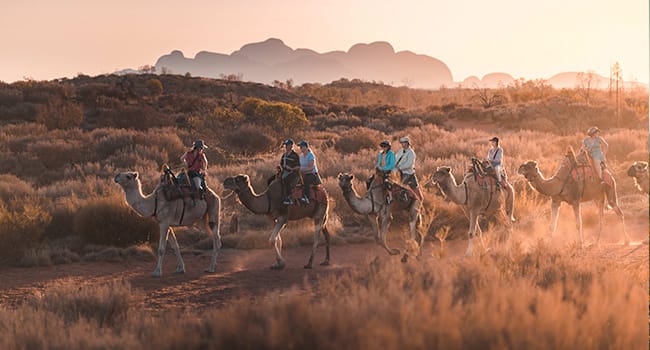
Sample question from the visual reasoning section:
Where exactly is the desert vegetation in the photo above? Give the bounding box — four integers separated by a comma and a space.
0, 74, 647, 348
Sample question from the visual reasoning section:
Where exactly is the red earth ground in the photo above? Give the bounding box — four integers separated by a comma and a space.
0, 233, 647, 311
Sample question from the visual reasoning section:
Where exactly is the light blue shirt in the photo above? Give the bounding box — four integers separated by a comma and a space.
300, 150, 318, 174
582, 137, 607, 161
377, 150, 396, 171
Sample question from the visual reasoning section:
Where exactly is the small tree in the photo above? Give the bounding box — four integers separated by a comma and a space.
576, 71, 598, 105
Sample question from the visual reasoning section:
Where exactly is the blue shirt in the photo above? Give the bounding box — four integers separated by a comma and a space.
582, 137, 607, 161
300, 150, 318, 174
377, 150, 396, 171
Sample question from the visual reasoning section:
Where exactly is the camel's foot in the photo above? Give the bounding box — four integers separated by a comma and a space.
151, 269, 162, 278
464, 248, 473, 257
205, 266, 216, 274
304, 264, 313, 269
320, 260, 330, 266
401, 254, 409, 263
270, 260, 286, 270
174, 266, 186, 274
510, 216, 516, 224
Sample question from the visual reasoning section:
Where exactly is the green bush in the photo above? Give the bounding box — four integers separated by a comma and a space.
73, 197, 158, 247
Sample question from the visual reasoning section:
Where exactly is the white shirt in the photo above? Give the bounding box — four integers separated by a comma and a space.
395, 148, 415, 175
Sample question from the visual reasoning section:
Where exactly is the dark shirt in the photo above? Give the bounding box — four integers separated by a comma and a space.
281, 150, 300, 172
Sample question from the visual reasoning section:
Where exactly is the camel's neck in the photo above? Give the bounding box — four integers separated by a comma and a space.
237, 183, 274, 215
122, 181, 155, 217
341, 184, 376, 215
437, 176, 467, 205
526, 169, 564, 196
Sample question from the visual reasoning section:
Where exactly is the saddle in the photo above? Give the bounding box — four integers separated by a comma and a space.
159, 165, 203, 201
572, 150, 614, 186
469, 157, 505, 188
288, 184, 328, 205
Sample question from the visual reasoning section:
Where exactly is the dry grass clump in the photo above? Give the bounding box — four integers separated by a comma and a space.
0, 203, 51, 261
73, 196, 158, 247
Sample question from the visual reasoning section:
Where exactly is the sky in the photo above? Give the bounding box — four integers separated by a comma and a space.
1, 0, 648, 84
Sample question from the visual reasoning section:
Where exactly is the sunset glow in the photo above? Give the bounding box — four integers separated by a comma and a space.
1, 0, 647, 84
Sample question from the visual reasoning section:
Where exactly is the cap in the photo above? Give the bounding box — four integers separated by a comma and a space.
489, 137, 499, 143
298, 140, 309, 147
587, 126, 600, 135
379, 140, 391, 147
282, 139, 294, 146
399, 136, 410, 143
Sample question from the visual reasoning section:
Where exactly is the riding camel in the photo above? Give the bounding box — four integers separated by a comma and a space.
222, 174, 330, 269
517, 148, 630, 246
114, 171, 222, 277
627, 161, 649, 194
431, 164, 514, 256
337, 173, 423, 262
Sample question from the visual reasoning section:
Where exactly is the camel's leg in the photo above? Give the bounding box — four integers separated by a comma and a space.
379, 207, 400, 256
152, 225, 170, 277
466, 211, 478, 256
206, 218, 222, 273
167, 228, 186, 274
368, 214, 381, 243
269, 217, 287, 269
320, 226, 331, 266
571, 202, 583, 248
305, 215, 326, 269
549, 200, 561, 239
402, 205, 422, 262
609, 202, 630, 245
505, 183, 516, 223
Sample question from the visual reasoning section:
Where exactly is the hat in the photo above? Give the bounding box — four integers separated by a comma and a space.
587, 126, 600, 135
379, 140, 391, 147
489, 137, 499, 143
282, 139, 294, 146
399, 136, 410, 144
193, 140, 208, 149
298, 140, 309, 148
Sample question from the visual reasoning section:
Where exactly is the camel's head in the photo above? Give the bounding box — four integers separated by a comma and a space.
114, 172, 139, 188
431, 166, 452, 185
517, 161, 538, 179
223, 174, 250, 193
337, 173, 354, 190
627, 161, 648, 178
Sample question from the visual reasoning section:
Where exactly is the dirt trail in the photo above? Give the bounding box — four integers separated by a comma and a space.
0, 238, 647, 311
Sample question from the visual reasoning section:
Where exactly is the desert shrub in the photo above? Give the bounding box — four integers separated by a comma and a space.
0, 173, 34, 203
0, 86, 22, 106
0, 203, 51, 261
36, 100, 84, 129
238, 97, 309, 133
37, 278, 133, 327
335, 127, 385, 154
224, 124, 277, 156
73, 197, 158, 247
28, 138, 89, 169
97, 105, 171, 130
145, 78, 163, 96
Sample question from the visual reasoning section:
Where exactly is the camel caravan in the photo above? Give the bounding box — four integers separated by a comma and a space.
114, 128, 644, 276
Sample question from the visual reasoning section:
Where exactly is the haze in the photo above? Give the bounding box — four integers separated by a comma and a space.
1, 0, 647, 84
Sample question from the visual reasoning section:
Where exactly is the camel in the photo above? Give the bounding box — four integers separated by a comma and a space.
517, 149, 630, 246
222, 174, 330, 269
627, 161, 649, 194
337, 173, 423, 261
431, 165, 514, 256
114, 172, 221, 277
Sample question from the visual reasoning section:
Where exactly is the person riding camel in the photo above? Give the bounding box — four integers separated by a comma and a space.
279, 139, 301, 205
580, 126, 609, 182
395, 136, 422, 200
181, 139, 208, 193
376, 140, 396, 204
298, 140, 322, 205
487, 137, 504, 190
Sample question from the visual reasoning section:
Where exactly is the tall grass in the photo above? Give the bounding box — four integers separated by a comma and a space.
0, 241, 645, 349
